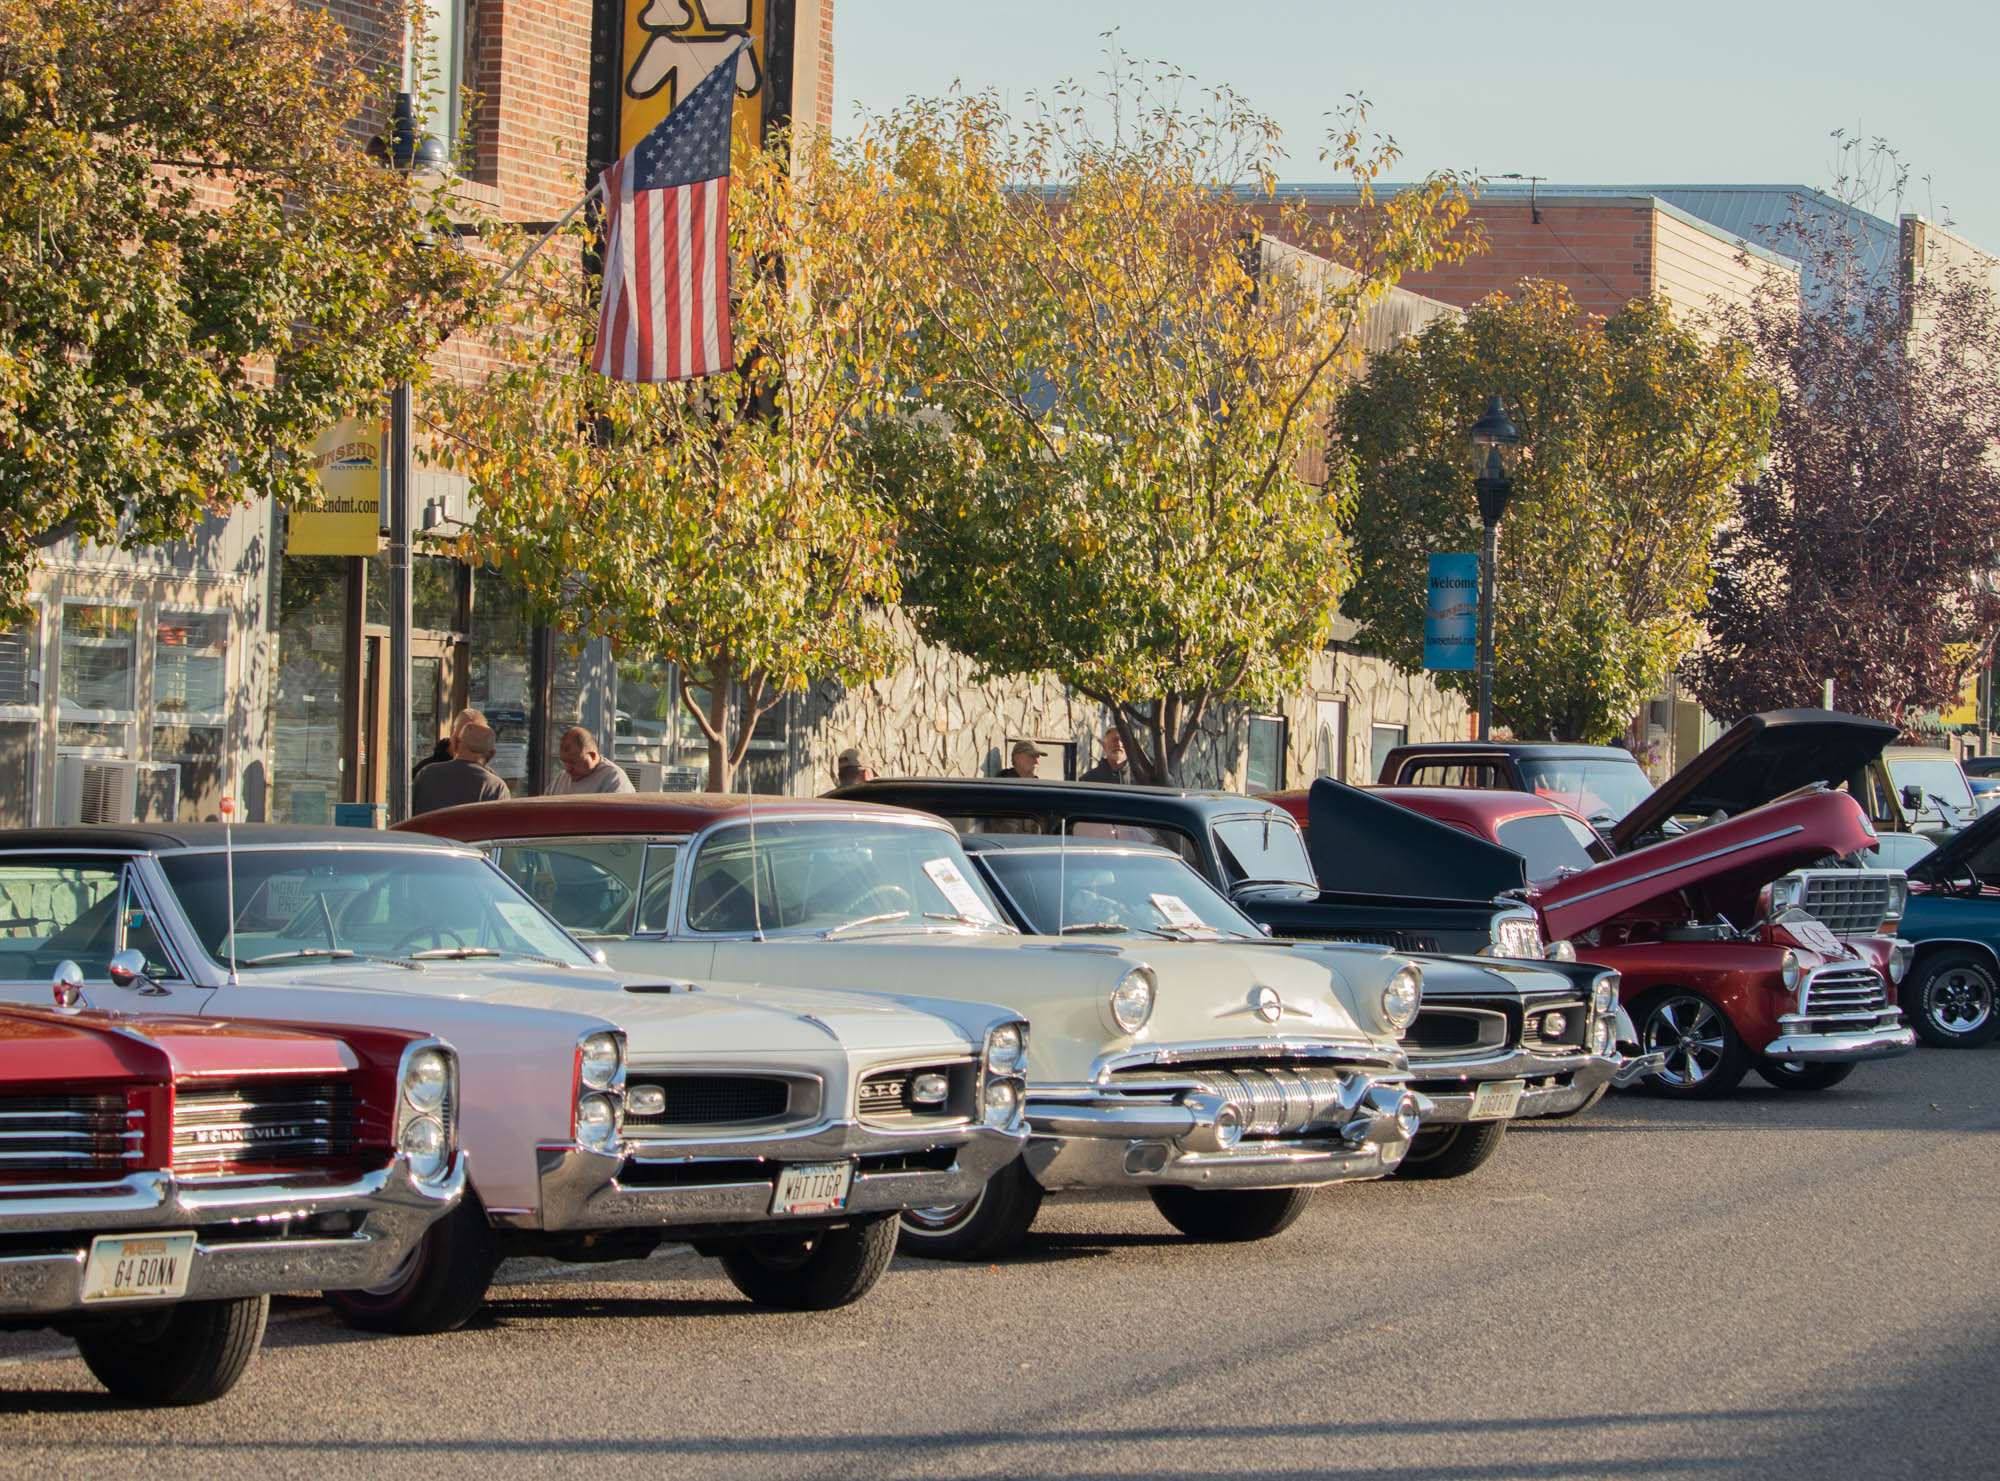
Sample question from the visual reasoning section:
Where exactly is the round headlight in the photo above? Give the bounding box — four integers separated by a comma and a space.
575, 1092, 620, 1150
1545, 939, 1577, 962
578, 1031, 623, 1091
1380, 965, 1422, 1032
403, 1047, 450, 1113
983, 1079, 1021, 1125
1889, 940, 1914, 984
1780, 948, 1802, 992
399, 1115, 448, 1180
1591, 973, 1621, 1016
1109, 968, 1156, 1033
986, 1022, 1027, 1074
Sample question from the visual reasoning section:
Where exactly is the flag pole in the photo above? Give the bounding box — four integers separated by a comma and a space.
489, 177, 605, 297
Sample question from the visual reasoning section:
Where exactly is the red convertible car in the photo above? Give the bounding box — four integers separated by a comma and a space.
0, 994, 463, 1404
1266, 781, 1914, 1098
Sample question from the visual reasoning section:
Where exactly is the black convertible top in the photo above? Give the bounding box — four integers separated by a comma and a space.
0, 823, 467, 853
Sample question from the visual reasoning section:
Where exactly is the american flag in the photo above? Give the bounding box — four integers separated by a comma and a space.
590, 43, 741, 383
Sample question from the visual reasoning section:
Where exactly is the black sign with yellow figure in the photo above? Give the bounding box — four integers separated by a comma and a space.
587, 0, 795, 177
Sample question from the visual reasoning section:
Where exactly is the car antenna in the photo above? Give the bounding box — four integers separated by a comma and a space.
746, 787, 764, 942
1056, 813, 1066, 937
220, 794, 240, 985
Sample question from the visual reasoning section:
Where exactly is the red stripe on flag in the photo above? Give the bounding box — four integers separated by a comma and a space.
633, 189, 656, 383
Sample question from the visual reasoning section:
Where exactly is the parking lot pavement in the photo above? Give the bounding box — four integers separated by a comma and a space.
3, 1044, 1997, 1480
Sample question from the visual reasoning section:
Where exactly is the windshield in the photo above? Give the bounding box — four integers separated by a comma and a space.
1495, 812, 1610, 883
1887, 756, 1975, 825
1211, 812, 1317, 887
974, 848, 1265, 939
1516, 758, 1654, 825
682, 819, 1012, 935
157, 847, 596, 968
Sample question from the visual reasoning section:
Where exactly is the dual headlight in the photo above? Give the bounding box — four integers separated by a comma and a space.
1591, 971, 1622, 1018
396, 1040, 458, 1184
1380, 965, 1422, 1033
1108, 967, 1156, 1034
982, 1020, 1030, 1127
574, 1029, 627, 1153
1780, 949, 1802, 993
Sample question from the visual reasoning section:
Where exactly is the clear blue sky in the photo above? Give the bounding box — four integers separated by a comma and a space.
831, 0, 1999, 249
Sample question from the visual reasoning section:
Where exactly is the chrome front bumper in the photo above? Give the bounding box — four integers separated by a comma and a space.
1022, 1070, 1424, 1192
1763, 1013, 1916, 1062
0, 1155, 466, 1320
1410, 1048, 1619, 1124
522, 1120, 1028, 1232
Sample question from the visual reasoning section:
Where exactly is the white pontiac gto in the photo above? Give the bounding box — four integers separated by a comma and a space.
407, 794, 1430, 1259
0, 824, 1029, 1327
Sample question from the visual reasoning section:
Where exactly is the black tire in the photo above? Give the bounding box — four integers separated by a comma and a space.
1756, 1058, 1857, 1092
1392, 1119, 1508, 1180
1634, 988, 1751, 1098
323, 1197, 500, 1335
75, 1295, 268, 1407
718, 1214, 898, 1310
897, 1159, 1044, 1261
1148, 1185, 1316, 1242
1906, 950, 2000, 1048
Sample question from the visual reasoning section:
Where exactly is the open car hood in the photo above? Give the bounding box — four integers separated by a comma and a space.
1906, 798, 2000, 885
1541, 790, 1880, 939
1609, 709, 1898, 851
1305, 777, 1526, 903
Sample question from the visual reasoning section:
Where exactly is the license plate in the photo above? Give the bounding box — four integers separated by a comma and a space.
771, 1161, 854, 1216
1468, 1079, 1526, 1121
81, 1232, 196, 1303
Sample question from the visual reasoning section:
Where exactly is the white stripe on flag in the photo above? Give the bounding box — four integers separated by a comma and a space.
699, 178, 721, 372
622, 192, 641, 382
647, 190, 670, 381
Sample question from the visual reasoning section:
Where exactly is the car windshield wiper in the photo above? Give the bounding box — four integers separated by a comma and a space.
407, 946, 579, 969
923, 911, 1010, 931
1059, 921, 1131, 935
822, 911, 911, 938
239, 948, 426, 971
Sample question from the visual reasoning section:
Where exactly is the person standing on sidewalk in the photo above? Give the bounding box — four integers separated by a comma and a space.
1081, 726, 1133, 784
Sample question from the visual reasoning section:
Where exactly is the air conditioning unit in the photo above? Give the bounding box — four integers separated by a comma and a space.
617, 762, 705, 793
54, 758, 180, 825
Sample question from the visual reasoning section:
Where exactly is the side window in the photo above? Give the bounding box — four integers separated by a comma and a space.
0, 860, 124, 979
1071, 820, 1203, 869
1409, 762, 1501, 789
491, 841, 644, 937
634, 845, 681, 934
118, 873, 182, 979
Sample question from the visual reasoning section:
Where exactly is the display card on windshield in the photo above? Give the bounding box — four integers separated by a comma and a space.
923, 858, 998, 923
1149, 893, 1218, 935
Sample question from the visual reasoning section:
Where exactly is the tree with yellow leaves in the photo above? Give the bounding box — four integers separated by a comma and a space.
867, 58, 1474, 783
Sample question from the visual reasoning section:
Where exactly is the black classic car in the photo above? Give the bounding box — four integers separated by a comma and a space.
837, 778, 1626, 1177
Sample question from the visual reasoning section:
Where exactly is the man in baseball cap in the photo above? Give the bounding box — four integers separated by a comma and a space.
834, 747, 871, 787
998, 740, 1047, 778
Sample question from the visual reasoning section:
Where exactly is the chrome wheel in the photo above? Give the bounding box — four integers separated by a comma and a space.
1643, 995, 1730, 1087
353, 1243, 422, 1299
1926, 967, 1995, 1036
901, 1192, 983, 1236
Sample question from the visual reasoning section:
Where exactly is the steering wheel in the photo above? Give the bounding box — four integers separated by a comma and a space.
391, 926, 470, 955
846, 884, 914, 917
1949, 861, 1985, 898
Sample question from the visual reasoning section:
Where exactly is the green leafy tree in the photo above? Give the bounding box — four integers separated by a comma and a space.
0, 0, 482, 616
436, 134, 912, 792
1334, 282, 1774, 743
867, 61, 1474, 784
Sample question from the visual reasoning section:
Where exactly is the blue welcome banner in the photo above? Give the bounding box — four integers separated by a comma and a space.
1424, 552, 1478, 671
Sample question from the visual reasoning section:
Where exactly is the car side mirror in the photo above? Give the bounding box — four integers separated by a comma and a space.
51, 960, 85, 1009
107, 949, 169, 995
590, 947, 609, 966
1902, 783, 1925, 809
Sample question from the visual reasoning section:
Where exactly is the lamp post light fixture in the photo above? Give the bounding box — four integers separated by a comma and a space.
1469, 396, 1521, 742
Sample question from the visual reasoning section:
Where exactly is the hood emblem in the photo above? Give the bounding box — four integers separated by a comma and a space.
1252, 986, 1283, 1023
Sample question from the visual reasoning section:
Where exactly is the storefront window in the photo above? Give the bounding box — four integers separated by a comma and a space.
1369, 724, 1407, 785
468, 574, 532, 794
1246, 714, 1286, 794
269, 555, 347, 824
57, 602, 137, 754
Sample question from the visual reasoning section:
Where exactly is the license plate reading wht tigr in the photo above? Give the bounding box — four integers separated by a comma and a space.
771, 1161, 854, 1216
81, 1232, 196, 1303
1468, 1079, 1526, 1121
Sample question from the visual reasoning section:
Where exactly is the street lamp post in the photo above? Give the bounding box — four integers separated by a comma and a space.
1470, 396, 1521, 742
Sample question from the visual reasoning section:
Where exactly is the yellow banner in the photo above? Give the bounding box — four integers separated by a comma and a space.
289, 417, 383, 556
618, 0, 770, 161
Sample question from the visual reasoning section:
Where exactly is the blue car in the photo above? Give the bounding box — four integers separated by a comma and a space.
1900, 805, 2000, 1046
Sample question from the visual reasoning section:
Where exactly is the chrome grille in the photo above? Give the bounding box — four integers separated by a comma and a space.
1801, 966, 1890, 1019
1402, 1006, 1511, 1058
0, 1094, 141, 1174
857, 1063, 970, 1121
1284, 927, 1442, 953
1112, 1065, 1358, 1138
627, 1075, 791, 1127
1520, 999, 1589, 1053
1798, 872, 1896, 938
172, 1080, 356, 1171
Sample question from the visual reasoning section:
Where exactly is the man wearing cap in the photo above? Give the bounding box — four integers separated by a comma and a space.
834, 747, 872, 788
998, 740, 1047, 778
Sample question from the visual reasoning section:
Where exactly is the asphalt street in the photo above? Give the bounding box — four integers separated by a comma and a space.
3, 1045, 1997, 1481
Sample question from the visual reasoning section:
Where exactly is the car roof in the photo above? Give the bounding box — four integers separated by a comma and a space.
400, 792, 954, 842
959, 833, 1178, 857
1369, 786, 1589, 830
1385, 742, 1636, 761
832, 778, 1286, 827
0, 823, 464, 853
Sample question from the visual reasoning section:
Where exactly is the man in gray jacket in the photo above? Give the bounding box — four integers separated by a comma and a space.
411, 722, 511, 814
548, 727, 636, 795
